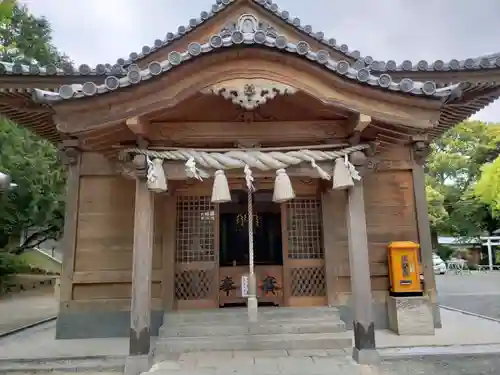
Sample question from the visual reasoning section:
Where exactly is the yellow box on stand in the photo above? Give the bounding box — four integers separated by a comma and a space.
387, 241, 423, 295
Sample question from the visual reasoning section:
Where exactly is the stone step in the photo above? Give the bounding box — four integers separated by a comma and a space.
163, 307, 343, 324
163, 314, 344, 327
160, 320, 346, 337
155, 332, 353, 353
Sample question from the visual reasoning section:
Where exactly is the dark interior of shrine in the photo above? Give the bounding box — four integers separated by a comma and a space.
219, 190, 283, 267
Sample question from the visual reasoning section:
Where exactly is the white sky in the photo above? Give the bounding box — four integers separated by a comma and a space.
18, 0, 500, 122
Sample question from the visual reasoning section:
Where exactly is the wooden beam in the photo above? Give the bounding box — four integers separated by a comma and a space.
57, 118, 349, 138
149, 120, 348, 143
348, 113, 372, 133
347, 113, 371, 145
126, 116, 150, 136
73, 270, 162, 284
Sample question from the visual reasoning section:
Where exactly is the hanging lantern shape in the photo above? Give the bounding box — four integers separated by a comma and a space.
146, 158, 168, 192
332, 157, 354, 190
211, 169, 231, 203
273, 168, 295, 203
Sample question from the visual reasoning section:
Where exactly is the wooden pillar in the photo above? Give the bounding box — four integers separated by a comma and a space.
411, 137, 442, 328
125, 155, 154, 375
57, 141, 81, 310
321, 190, 343, 306
161, 195, 176, 311
346, 158, 379, 364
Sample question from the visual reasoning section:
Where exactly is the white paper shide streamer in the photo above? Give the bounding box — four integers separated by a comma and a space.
146, 157, 168, 192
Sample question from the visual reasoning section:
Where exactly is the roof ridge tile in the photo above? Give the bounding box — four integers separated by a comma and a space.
32, 30, 457, 103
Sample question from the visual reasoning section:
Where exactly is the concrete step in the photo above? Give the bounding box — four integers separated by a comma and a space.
159, 320, 346, 337
155, 332, 353, 353
163, 307, 343, 324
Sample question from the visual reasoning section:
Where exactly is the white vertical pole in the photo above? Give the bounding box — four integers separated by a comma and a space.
247, 189, 258, 322
487, 238, 493, 271
244, 165, 258, 322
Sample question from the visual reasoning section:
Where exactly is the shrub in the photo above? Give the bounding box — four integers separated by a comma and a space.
437, 244, 454, 261
0, 252, 25, 291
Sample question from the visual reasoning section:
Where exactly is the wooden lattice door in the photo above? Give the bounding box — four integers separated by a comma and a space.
174, 196, 218, 309
283, 198, 327, 306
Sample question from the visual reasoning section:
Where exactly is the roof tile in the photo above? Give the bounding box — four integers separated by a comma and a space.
32, 30, 458, 103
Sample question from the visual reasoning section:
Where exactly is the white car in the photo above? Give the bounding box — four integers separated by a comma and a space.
432, 254, 447, 274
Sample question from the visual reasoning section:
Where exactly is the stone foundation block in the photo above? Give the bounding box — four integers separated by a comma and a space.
387, 296, 435, 336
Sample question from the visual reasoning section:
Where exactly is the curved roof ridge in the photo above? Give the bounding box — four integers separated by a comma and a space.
367, 52, 500, 73
32, 30, 456, 103
114, 0, 365, 68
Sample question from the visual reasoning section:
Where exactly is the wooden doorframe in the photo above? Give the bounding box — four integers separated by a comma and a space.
282, 196, 328, 307
281, 202, 291, 306
172, 191, 219, 310
214, 203, 220, 307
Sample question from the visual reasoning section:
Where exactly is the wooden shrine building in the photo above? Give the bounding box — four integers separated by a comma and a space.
1, 0, 500, 370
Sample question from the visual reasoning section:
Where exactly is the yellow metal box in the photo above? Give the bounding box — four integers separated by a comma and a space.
388, 241, 423, 295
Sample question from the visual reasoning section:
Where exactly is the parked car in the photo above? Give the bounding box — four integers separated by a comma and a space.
432, 253, 447, 274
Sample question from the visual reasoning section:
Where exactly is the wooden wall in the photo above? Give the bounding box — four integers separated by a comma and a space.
60, 153, 170, 315
62, 146, 418, 315
323, 145, 418, 305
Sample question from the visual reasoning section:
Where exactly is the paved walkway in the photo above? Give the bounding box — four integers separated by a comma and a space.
437, 272, 500, 320
1, 307, 499, 374
0, 289, 57, 335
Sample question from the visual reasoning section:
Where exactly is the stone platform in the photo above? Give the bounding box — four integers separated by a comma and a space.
154, 307, 352, 357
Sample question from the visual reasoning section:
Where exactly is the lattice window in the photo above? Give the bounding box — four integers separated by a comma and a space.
287, 199, 323, 259
175, 269, 213, 300
290, 267, 326, 297
175, 196, 215, 263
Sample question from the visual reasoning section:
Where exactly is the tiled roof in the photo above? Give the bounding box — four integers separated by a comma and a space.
368, 53, 500, 73
0, 0, 499, 77
31, 30, 457, 103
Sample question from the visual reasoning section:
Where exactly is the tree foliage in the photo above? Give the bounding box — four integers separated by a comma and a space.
0, 119, 65, 253
0, 2, 68, 255
0, 0, 14, 25
475, 156, 500, 215
426, 121, 500, 237
0, 1, 71, 66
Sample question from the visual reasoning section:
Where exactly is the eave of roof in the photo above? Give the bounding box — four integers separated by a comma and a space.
367, 53, 500, 74
31, 31, 457, 103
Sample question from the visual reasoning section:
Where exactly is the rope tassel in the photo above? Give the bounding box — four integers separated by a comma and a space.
211, 170, 231, 203
146, 158, 168, 192
273, 168, 295, 203
332, 157, 354, 190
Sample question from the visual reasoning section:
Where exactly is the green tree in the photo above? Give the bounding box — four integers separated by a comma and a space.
425, 181, 448, 232
0, 0, 14, 24
475, 156, 500, 216
0, 119, 65, 253
0, 1, 71, 66
0, 2, 69, 255
426, 121, 500, 238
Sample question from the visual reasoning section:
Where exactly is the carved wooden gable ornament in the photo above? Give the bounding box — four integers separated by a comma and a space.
201, 78, 297, 110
